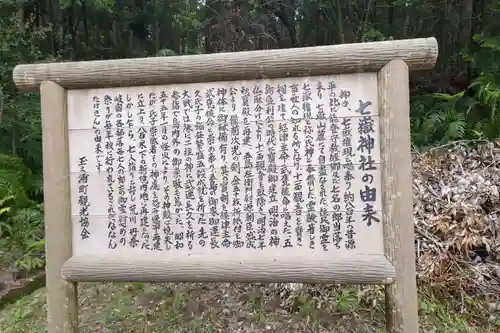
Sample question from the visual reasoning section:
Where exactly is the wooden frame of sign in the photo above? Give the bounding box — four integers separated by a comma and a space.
14, 37, 438, 333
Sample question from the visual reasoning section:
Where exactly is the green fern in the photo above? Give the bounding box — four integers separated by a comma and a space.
411, 33, 500, 149
411, 91, 468, 149
0, 153, 35, 192
0, 153, 44, 269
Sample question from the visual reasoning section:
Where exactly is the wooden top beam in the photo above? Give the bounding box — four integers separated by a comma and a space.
13, 38, 438, 92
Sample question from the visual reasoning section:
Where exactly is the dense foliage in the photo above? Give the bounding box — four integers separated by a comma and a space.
0, 0, 499, 272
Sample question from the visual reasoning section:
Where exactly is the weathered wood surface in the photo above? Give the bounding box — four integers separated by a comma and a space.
61, 253, 396, 284
14, 38, 438, 92
378, 60, 419, 333
41, 81, 79, 333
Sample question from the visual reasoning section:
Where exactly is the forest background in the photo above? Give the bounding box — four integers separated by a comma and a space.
0, 0, 499, 330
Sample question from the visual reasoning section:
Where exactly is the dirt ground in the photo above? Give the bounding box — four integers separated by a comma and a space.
0, 282, 498, 333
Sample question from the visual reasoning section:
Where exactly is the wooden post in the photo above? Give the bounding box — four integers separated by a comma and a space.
14, 38, 438, 92
41, 81, 79, 333
378, 60, 419, 333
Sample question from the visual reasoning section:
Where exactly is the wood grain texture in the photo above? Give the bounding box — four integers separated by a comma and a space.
61, 253, 396, 284
378, 61, 419, 333
14, 38, 438, 92
41, 81, 79, 333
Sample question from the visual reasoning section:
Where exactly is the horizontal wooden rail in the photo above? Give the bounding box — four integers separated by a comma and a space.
14, 38, 438, 92
61, 252, 396, 284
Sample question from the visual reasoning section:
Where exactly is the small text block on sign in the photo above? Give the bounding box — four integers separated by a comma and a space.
67, 72, 383, 258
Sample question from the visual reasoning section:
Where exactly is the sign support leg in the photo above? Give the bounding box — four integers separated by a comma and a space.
378, 60, 419, 333
41, 81, 79, 333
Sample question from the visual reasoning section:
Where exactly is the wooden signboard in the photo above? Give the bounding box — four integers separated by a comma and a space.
13, 37, 438, 333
